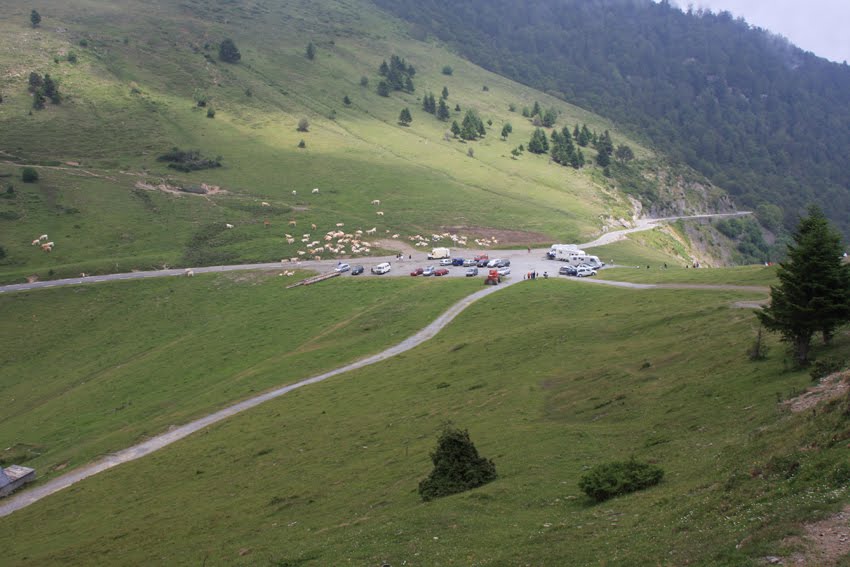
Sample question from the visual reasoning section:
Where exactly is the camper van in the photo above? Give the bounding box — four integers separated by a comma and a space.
548, 244, 580, 259
428, 247, 451, 260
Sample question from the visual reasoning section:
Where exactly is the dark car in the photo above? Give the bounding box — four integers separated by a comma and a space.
559, 265, 577, 276
451, 258, 465, 266
351, 265, 364, 275
434, 268, 450, 276
410, 267, 424, 276
496, 259, 511, 268
476, 258, 489, 267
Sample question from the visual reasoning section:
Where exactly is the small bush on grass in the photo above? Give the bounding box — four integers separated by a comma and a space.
418, 425, 496, 501
156, 148, 221, 172
579, 458, 664, 502
810, 358, 846, 382
21, 167, 39, 183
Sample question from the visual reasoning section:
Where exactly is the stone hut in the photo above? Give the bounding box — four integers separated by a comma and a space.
0, 465, 36, 497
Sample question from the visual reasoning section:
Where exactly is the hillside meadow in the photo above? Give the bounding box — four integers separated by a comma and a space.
0, 272, 478, 481
0, 0, 666, 283
2, 280, 847, 565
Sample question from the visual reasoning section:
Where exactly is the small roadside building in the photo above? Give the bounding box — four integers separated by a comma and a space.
0, 465, 36, 497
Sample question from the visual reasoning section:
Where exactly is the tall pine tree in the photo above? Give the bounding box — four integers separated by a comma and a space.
757, 206, 850, 364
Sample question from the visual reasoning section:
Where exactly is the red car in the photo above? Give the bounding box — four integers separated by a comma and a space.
410, 267, 424, 276
434, 268, 450, 276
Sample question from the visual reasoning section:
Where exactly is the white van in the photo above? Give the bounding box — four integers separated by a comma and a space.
428, 247, 451, 260
371, 262, 391, 275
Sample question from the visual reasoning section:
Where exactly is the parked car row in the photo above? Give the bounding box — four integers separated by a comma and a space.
411, 266, 449, 277
558, 264, 597, 277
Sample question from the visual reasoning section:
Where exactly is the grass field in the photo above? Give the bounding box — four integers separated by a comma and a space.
0, 0, 671, 283
2, 280, 846, 566
0, 272, 478, 480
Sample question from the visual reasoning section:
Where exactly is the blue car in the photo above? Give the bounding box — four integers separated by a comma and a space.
451, 257, 465, 266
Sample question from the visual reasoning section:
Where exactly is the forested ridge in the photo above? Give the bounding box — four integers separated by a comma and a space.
372, 0, 850, 236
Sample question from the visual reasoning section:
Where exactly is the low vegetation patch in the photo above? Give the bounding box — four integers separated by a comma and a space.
578, 458, 664, 502
156, 148, 222, 172
418, 425, 497, 501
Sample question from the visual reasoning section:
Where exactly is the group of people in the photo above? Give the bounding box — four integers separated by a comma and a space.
524, 271, 548, 280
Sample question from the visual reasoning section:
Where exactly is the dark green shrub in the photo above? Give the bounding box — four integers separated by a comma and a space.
442, 65, 453, 75
297, 139, 306, 149
418, 426, 496, 501
21, 167, 39, 183
578, 459, 664, 502
810, 358, 846, 382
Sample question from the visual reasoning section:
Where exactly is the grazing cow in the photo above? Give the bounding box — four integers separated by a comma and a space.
80, 273, 88, 278
392, 233, 399, 238
45, 241, 54, 248
285, 233, 293, 238
371, 199, 381, 205
31, 239, 40, 246
41, 243, 52, 252
292, 190, 297, 196
286, 238, 295, 244
39, 234, 48, 241
311, 223, 317, 230
312, 188, 319, 194
336, 222, 344, 227
185, 269, 194, 277
225, 223, 234, 229
376, 211, 384, 216
314, 255, 321, 261
297, 250, 306, 255
289, 220, 297, 226
264, 219, 271, 228
261, 201, 271, 207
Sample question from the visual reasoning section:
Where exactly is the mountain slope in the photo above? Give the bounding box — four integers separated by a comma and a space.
372, 0, 850, 236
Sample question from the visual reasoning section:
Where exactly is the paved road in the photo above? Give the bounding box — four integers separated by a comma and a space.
0, 277, 518, 518
0, 212, 751, 294
0, 210, 761, 517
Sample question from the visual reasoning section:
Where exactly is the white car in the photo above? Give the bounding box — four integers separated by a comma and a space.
335, 262, 351, 273
497, 266, 511, 276
463, 259, 477, 267
487, 258, 501, 268
439, 258, 453, 266
576, 266, 597, 277
422, 266, 436, 276
371, 262, 391, 275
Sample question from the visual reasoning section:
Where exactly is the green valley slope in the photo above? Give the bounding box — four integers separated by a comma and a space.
0, 0, 735, 283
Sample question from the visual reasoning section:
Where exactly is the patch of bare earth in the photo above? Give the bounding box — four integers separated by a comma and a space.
766, 505, 850, 566
783, 371, 850, 414
134, 181, 228, 197
440, 226, 552, 246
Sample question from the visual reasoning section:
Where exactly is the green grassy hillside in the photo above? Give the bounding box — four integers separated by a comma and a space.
0, 272, 479, 480
1, 281, 847, 565
0, 0, 670, 283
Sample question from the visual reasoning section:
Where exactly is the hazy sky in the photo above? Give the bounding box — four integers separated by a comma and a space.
675, 1, 850, 63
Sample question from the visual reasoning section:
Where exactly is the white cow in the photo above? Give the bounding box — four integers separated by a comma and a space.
376, 211, 384, 216
31, 239, 40, 246
225, 223, 234, 229
261, 202, 271, 207
185, 269, 194, 277
371, 199, 381, 205
292, 190, 297, 196
39, 234, 48, 241
312, 188, 319, 194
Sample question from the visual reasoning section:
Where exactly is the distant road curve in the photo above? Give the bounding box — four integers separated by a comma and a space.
0, 212, 751, 294
0, 272, 768, 518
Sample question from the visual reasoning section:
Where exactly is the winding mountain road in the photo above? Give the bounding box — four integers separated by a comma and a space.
0, 211, 758, 517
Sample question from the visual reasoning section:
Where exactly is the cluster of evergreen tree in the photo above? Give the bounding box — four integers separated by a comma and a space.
527, 128, 548, 154
28, 72, 60, 110
422, 92, 451, 121
455, 109, 485, 140
550, 127, 584, 168
373, 0, 850, 236
594, 130, 614, 167
377, 55, 415, 96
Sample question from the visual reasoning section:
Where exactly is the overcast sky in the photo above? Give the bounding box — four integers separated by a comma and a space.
673, 1, 850, 63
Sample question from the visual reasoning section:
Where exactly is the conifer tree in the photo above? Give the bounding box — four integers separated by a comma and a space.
528, 128, 549, 154
437, 98, 450, 121
377, 80, 390, 97
30, 9, 41, 28
398, 107, 412, 126
500, 123, 513, 140
218, 38, 241, 63
757, 206, 850, 364
305, 42, 316, 60
450, 120, 461, 138
441, 86, 449, 99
